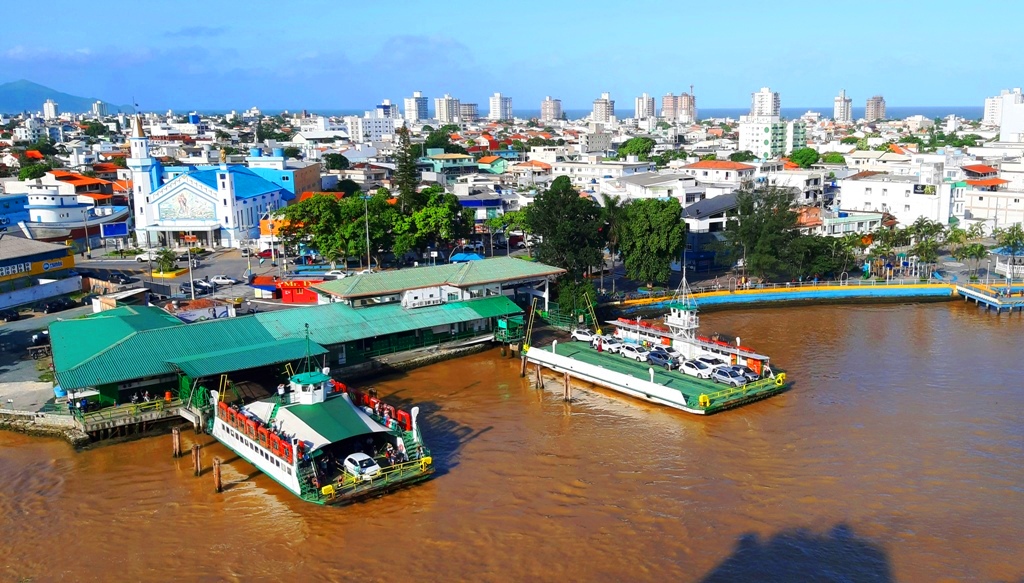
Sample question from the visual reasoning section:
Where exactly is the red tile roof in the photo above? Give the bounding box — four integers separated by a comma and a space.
49, 170, 111, 187
477, 155, 500, 164
683, 160, 755, 171
966, 178, 1009, 187
24, 150, 45, 160
92, 162, 121, 173
515, 160, 552, 170
298, 191, 345, 202
962, 164, 997, 175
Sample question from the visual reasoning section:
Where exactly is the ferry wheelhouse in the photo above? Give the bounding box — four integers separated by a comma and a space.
210, 370, 433, 505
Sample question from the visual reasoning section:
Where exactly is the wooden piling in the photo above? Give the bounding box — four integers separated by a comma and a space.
500, 345, 507, 357
535, 363, 542, 387
213, 458, 223, 493
192, 444, 201, 476
563, 372, 572, 402
172, 427, 181, 458
520, 355, 527, 377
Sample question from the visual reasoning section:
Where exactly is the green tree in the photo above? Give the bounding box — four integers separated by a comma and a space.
556, 279, 598, 317
789, 147, 820, 168
18, 163, 51, 181
424, 125, 467, 154
112, 157, 128, 168
31, 138, 58, 157
840, 136, 859, 144
322, 153, 350, 171
283, 147, 301, 159
700, 153, 718, 161
83, 121, 107, 137
821, 152, 847, 164
728, 150, 756, 162
616, 137, 656, 160
527, 176, 603, 278
278, 194, 349, 263
994, 224, 1024, 281
393, 126, 422, 212
599, 194, 628, 293
214, 129, 231, 140
656, 121, 672, 130
335, 179, 361, 196
724, 188, 799, 279
155, 249, 178, 273
653, 149, 688, 168
410, 186, 473, 250
619, 198, 686, 288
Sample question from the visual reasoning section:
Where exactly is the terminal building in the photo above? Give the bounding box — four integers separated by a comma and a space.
0, 237, 80, 309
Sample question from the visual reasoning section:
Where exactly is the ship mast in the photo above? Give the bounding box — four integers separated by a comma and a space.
664, 266, 699, 342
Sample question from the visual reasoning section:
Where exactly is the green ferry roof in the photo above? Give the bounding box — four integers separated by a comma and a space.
278, 395, 387, 449
291, 371, 332, 385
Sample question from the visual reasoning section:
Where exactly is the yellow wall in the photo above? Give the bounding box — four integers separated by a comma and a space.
0, 254, 75, 283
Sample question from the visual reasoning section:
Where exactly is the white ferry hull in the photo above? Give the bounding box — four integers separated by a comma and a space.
211, 418, 302, 495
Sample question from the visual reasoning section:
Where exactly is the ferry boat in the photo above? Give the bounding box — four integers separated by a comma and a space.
209, 369, 434, 505
525, 280, 790, 414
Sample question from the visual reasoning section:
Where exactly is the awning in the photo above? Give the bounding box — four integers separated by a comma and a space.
167, 338, 327, 378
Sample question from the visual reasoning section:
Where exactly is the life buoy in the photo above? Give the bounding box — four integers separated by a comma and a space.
775, 373, 787, 387
698, 394, 710, 408
395, 410, 412, 432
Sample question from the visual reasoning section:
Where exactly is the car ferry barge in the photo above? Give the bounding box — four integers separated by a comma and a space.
524, 282, 791, 414
210, 369, 433, 505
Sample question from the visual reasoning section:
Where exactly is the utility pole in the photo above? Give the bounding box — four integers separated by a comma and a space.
363, 194, 371, 270
186, 246, 196, 300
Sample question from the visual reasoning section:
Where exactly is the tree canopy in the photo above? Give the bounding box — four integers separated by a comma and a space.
789, 147, 820, 168
322, 153, 349, 171
616, 137, 656, 160
619, 198, 686, 288
393, 126, 423, 211
724, 188, 799, 279
527, 176, 603, 278
19, 163, 51, 181
728, 150, 756, 162
821, 152, 847, 164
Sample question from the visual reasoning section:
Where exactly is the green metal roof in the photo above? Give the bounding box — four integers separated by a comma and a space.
256, 295, 523, 346
312, 256, 565, 299
292, 371, 332, 385
50, 306, 183, 372
285, 395, 378, 444
166, 339, 326, 378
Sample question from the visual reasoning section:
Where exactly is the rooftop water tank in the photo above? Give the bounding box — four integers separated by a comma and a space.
249, 147, 262, 157
272, 147, 285, 158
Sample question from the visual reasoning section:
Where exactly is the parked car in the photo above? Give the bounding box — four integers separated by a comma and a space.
1, 309, 20, 322
42, 297, 76, 314
195, 279, 216, 291
463, 240, 484, 251
343, 452, 382, 482
711, 366, 748, 387
179, 282, 208, 296
240, 248, 253, 257
507, 235, 524, 248
108, 273, 132, 285
659, 346, 685, 361
731, 365, 760, 383
591, 335, 623, 353
619, 344, 650, 362
257, 249, 276, 258
698, 356, 728, 368
570, 328, 596, 342
679, 359, 713, 379
209, 275, 238, 286
323, 270, 347, 280
647, 349, 676, 370
135, 249, 162, 262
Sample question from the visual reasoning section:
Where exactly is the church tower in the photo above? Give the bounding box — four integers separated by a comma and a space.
127, 114, 157, 246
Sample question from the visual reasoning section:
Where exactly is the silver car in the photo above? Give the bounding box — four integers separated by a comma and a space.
731, 365, 760, 382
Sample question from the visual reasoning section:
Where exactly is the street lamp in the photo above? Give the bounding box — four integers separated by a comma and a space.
986, 259, 992, 285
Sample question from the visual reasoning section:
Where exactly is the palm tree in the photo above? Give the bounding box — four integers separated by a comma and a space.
600, 194, 628, 294
994, 224, 1024, 283
966, 222, 985, 242
965, 243, 988, 279
945, 225, 967, 255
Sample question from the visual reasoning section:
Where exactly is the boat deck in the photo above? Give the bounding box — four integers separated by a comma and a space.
535, 342, 788, 413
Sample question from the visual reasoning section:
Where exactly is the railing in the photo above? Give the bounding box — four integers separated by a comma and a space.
317, 454, 433, 501
607, 277, 953, 304
80, 399, 181, 424
697, 375, 786, 409
358, 329, 487, 359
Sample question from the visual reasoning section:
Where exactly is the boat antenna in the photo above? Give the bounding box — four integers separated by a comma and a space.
303, 323, 312, 373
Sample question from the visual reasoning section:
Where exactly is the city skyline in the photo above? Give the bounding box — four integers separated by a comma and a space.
1, 0, 1020, 110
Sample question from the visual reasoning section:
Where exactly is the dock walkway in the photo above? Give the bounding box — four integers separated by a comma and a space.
956, 284, 1024, 312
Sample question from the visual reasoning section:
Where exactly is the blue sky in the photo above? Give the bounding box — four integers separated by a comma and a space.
2, 0, 1020, 111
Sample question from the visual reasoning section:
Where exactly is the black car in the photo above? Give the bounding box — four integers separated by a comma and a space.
109, 273, 132, 285
42, 297, 76, 314
1, 309, 21, 322
179, 283, 208, 296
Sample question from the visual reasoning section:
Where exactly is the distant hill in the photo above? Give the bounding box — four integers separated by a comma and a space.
0, 79, 126, 114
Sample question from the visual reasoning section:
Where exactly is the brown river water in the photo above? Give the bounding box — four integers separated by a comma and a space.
1, 302, 1022, 582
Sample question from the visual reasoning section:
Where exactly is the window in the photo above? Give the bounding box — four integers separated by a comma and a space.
904, 205, 911, 212
978, 197, 984, 201
882, 188, 887, 197
283, 176, 289, 181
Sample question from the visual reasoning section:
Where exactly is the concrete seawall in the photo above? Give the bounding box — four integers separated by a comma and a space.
616, 283, 957, 313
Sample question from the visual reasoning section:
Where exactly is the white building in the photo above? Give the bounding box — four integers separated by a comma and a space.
592, 92, 614, 123
750, 87, 780, 117
998, 89, 1024, 143
615, 173, 704, 204
404, 91, 429, 122
634, 93, 655, 120
540, 96, 562, 123
578, 131, 612, 154
488, 92, 513, 121
551, 156, 655, 190
680, 160, 756, 186
737, 116, 806, 158
905, 115, 935, 132
865, 95, 886, 122
42, 99, 59, 121
14, 118, 45, 143
435, 94, 461, 124
834, 89, 853, 124
91, 101, 107, 118
344, 115, 395, 143
837, 172, 951, 226
983, 88, 1021, 126
956, 186, 1024, 229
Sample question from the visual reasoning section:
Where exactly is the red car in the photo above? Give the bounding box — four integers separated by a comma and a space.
257, 249, 276, 258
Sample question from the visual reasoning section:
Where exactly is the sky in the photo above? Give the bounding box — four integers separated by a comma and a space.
2, 0, 1022, 111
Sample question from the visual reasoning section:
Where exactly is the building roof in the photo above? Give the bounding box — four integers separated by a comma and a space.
682, 192, 739, 219
962, 164, 998, 175
311, 257, 565, 299
616, 173, 694, 187
49, 170, 111, 188
682, 160, 755, 171
188, 166, 290, 200
477, 155, 500, 164
0, 236, 73, 261
256, 295, 522, 346
429, 153, 473, 160
275, 394, 387, 451
513, 160, 552, 170
966, 178, 1009, 187
166, 338, 326, 378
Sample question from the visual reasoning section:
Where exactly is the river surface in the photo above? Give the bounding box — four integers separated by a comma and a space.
1, 302, 1022, 582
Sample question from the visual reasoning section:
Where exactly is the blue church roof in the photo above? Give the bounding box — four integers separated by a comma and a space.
189, 166, 294, 201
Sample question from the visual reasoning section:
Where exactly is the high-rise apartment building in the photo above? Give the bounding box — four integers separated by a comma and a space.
488, 92, 513, 121
540, 96, 562, 122
404, 91, 429, 122
634, 93, 655, 120
998, 89, 1024, 142
435, 94, 461, 124
750, 87, 780, 117
833, 89, 853, 124
42, 99, 59, 121
372, 99, 401, 119
661, 93, 679, 120
984, 88, 1022, 126
865, 95, 886, 122
738, 115, 806, 159
91, 100, 107, 118
459, 103, 479, 123
592, 92, 615, 123
677, 92, 696, 124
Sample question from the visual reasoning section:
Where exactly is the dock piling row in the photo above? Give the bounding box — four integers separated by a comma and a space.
171, 427, 181, 458
192, 444, 201, 476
